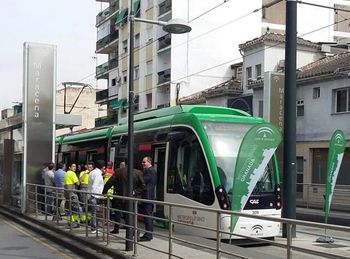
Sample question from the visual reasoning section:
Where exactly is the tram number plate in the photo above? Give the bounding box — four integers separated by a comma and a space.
252, 211, 259, 215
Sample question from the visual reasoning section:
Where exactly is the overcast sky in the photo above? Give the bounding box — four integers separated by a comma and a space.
0, 0, 107, 111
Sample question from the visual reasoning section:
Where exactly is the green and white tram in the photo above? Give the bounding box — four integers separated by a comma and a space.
56, 105, 281, 239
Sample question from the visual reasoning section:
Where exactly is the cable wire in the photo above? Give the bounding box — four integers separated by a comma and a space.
189, 0, 231, 23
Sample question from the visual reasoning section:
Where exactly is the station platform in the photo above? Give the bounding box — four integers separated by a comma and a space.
1, 205, 349, 259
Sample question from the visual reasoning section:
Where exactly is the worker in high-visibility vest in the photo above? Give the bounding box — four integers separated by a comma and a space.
103, 161, 115, 225
64, 163, 81, 228
79, 163, 91, 223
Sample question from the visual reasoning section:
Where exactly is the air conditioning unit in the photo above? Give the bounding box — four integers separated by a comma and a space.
257, 75, 264, 80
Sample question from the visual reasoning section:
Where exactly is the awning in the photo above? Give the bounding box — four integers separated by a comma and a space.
122, 95, 139, 110
115, 8, 128, 28
133, 0, 140, 16
109, 98, 126, 110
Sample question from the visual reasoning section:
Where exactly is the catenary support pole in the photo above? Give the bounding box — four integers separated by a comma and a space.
282, 0, 297, 238
126, 0, 135, 252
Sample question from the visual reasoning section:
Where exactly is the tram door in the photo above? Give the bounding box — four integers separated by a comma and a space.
154, 146, 166, 218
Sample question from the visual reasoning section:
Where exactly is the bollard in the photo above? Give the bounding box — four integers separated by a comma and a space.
216, 212, 221, 259
168, 205, 173, 259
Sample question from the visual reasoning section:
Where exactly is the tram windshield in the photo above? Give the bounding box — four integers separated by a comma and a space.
202, 122, 276, 195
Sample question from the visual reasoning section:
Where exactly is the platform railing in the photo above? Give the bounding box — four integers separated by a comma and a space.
295, 183, 350, 211
26, 183, 350, 259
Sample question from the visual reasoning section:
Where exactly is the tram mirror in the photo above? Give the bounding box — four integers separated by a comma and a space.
167, 131, 185, 141
120, 135, 128, 145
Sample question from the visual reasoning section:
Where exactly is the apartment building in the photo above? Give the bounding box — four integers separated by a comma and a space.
94, 0, 350, 125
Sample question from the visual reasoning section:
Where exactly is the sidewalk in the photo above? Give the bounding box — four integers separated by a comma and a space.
296, 207, 350, 226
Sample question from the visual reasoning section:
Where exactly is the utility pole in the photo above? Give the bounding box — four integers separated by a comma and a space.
283, 0, 297, 238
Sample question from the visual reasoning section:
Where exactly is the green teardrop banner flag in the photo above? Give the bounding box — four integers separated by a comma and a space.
324, 129, 346, 224
230, 123, 282, 232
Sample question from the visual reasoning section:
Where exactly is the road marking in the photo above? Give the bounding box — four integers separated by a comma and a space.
0, 218, 73, 259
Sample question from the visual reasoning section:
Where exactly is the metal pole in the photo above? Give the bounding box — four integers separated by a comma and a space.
133, 200, 138, 257
216, 212, 221, 259
168, 205, 173, 259
69, 194, 72, 231
56, 190, 59, 224
107, 198, 110, 246
44, 187, 47, 221
283, 0, 297, 238
35, 185, 38, 217
126, 0, 135, 252
287, 222, 292, 259
85, 194, 88, 237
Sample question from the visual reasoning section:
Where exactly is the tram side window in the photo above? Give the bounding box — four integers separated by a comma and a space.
167, 138, 215, 205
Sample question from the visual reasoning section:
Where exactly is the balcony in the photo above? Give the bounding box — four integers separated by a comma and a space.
159, 0, 172, 17
158, 34, 171, 51
96, 89, 109, 104
96, 30, 119, 54
95, 113, 118, 128
96, 1, 119, 25
158, 68, 171, 84
96, 57, 118, 79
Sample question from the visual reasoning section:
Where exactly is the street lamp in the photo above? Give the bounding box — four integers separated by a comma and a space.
125, 3, 191, 252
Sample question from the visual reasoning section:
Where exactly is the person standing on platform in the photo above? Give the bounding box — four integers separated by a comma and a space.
103, 161, 114, 226
44, 162, 55, 215
103, 164, 144, 234
140, 156, 157, 242
54, 162, 66, 219
87, 160, 105, 233
79, 162, 92, 223
64, 163, 81, 228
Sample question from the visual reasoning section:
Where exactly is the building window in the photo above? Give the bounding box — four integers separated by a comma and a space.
112, 78, 116, 86
297, 99, 304, 117
146, 93, 152, 108
313, 87, 320, 99
147, 27, 153, 42
122, 70, 127, 83
255, 64, 262, 79
146, 61, 153, 75
134, 33, 140, 48
335, 88, 350, 113
134, 66, 140, 80
122, 40, 128, 53
246, 66, 252, 83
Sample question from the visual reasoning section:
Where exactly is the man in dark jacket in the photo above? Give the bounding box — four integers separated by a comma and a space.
140, 156, 157, 241
103, 166, 144, 234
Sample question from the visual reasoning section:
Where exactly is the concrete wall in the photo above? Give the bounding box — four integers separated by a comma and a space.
296, 78, 350, 141
56, 87, 106, 136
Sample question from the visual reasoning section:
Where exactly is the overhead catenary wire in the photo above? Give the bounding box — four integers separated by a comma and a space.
189, 0, 231, 23
297, 0, 350, 13
75, 12, 350, 113
78, 3, 262, 86
77, 2, 350, 98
